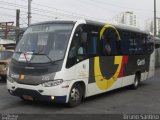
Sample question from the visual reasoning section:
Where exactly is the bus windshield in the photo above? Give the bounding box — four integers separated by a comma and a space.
13, 23, 73, 63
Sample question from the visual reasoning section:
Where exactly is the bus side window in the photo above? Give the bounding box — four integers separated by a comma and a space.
101, 28, 121, 56
66, 24, 99, 68
78, 32, 87, 55
128, 32, 135, 54
134, 34, 145, 55
88, 35, 98, 55
103, 29, 112, 55
66, 25, 88, 68
67, 28, 80, 68
119, 31, 125, 54
146, 35, 154, 54
120, 31, 133, 55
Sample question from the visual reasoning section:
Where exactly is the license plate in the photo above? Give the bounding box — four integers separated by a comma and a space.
22, 95, 33, 101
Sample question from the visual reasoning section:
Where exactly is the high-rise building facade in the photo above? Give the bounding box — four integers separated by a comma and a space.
157, 18, 160, 36
145, 18, 160, 36
114, 11, 137, 27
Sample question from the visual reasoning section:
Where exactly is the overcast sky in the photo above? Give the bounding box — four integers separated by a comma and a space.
0, 0, 160, 30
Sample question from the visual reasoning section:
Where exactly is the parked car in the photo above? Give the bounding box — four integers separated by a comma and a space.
0, 50, 13, 80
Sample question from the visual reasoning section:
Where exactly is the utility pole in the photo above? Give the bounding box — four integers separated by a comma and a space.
154, 0, 157, 36
16, 9, 20, 42
16, 9, 20, 28
28, 0, 32, 26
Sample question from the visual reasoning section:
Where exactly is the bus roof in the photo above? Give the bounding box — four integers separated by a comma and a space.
30, 20, 77, 26
86, 19, 149, 35
30, 19, 149, 35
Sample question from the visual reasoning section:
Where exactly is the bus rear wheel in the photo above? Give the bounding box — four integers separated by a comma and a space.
67, 83, 82, 107
131, 73, 140, 89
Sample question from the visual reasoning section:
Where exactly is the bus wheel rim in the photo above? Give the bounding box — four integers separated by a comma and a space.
71, 88, 80, 101
135, 77, 138, 87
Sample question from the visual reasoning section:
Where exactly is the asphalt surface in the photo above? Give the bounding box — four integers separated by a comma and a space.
0, 68, 160, 114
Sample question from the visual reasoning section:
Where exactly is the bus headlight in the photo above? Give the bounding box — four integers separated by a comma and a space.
7, 76, 15, 83
42, 79, 63, 87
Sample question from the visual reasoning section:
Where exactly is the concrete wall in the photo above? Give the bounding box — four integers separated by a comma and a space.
155, 48, 160, 68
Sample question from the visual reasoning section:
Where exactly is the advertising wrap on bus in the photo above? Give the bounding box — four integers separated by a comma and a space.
7, 20, 155, 107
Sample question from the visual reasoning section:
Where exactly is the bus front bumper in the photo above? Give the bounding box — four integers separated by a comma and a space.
7, 80, 69, 103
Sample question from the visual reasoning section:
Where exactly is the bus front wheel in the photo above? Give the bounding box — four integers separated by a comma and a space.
67, 83, 83, 107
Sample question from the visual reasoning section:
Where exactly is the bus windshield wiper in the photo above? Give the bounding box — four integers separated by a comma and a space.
14, 51, 61, 63
33, 53, 53, 63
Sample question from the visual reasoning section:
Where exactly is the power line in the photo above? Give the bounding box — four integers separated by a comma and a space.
20, 17, 28, 25
0, 1, 28, 11
0, 6, 27, 13
0, 1, 88, 19
0, 7, 57, 24
17, 0, 108, 21
1, 0, 159, 26
1, 0, 159, 17
77, 0, 121, 12
77, 0, 160, 19
0, 2, 66, 20
0, 6, 60, 25
0, 6, 74, 25
0, 12, 16, 18
0, 1, 57, 20
89, 0, 160, 13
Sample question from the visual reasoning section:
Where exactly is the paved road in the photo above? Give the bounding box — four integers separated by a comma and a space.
0, 69, 160, 114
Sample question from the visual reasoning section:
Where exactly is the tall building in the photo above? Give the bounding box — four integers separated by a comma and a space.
145, 18, 160, 36
145, 18, 154, 33
114, 11, 137, 27
156, 18, 160, 36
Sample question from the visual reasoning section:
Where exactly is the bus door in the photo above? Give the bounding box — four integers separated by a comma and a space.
67, 24, 107, 96
66, 26, 89, 85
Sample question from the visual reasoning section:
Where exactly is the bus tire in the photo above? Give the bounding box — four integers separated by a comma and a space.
67, 83, 83, 107
20, 97, 30, 102
131, 73, 140, 89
